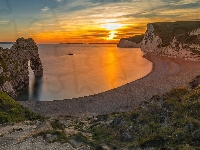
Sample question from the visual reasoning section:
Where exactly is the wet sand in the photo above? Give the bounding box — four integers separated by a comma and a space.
19, 54, 200, 117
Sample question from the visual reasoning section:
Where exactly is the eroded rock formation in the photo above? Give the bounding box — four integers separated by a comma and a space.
0, 37, 43, 98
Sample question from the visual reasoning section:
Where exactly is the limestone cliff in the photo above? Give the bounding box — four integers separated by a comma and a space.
117, 34, 144, 48
0, 38, 43, 98
117, 21, 200, 60
141, 21, 200, 60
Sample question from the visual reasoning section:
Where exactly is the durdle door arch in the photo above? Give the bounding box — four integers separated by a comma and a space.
0, 37, 43, 98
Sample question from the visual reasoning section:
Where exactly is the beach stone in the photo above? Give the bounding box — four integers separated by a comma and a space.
45, 134, 57, 142
121, 131, 133, 142
97, 115, 108, 121
0, 67, 3, 74
1, 81, 16, 97
34, 120, 52, 135
77, 146, 90, 150
69, 139, 83, 148
193, 130, 200, 145
189, 75, 200, 89
110, 118, 125, 127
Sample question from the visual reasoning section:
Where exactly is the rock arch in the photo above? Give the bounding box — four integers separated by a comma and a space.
0, 37, 43, 98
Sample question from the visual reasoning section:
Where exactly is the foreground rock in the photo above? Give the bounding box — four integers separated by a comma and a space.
0, 38, 43, 98
0, 120, 79, 150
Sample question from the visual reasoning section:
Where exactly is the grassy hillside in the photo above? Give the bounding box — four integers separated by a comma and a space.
0, 91, 43, 124
152, 21, 200, 47
88, 76, 200, 149
32, 75, 200, 149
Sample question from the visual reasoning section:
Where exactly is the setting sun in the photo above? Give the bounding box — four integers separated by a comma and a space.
100, 19, 123, 40
101, 23, 123, 30
101, 19, 124, 31
107, 31, 117, 40
1, 0, 199, 44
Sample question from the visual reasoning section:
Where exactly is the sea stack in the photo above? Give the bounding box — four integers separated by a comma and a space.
0, 37, 43, 98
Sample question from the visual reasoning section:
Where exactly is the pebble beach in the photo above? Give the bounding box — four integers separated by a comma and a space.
19, 54, 200, 117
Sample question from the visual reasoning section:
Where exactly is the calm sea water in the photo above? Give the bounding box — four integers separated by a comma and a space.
0, 44, 152, 101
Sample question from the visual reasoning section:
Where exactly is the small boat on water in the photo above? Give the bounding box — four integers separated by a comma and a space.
68, 53, 73, 55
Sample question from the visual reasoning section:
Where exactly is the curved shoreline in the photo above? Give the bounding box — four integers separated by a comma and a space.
19, 54, 200, 117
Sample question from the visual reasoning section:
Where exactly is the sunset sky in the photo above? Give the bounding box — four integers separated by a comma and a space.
0, 0, 200, 43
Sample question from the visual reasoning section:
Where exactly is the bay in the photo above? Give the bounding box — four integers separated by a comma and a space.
0, 44, 152, 101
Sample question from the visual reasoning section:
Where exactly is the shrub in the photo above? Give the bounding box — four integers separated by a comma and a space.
50, 119, 65, 130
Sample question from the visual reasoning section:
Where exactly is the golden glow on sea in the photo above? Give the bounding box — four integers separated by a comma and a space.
105, 50, 118, 88
103, 47, 152, 89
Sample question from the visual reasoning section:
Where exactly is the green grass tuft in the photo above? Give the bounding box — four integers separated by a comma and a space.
125, 34, 144, 44
0, 91, 43, 124
152, 21, 200, 47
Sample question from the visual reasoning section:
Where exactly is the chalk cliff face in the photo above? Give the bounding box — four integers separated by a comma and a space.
0, 38, 43, 98
117, 38, 141, 48
141, 21, 200, 60
117, 34, 144, 48
118, 21, 200, 60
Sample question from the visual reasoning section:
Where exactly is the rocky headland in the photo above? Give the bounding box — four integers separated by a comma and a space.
118, 21, 200, 60
141, 21, 200, 60
0, 38, 43, 98
117, 34, 144, 48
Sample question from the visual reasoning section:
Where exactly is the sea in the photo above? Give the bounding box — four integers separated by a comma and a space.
0, 44, 152, 101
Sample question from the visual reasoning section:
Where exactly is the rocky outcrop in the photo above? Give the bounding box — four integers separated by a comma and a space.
141, 21, 200, 60
117, 34, 144, 48
118, 21, 200, 60
0, 37, 43, 98
117, 38, 141, 48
